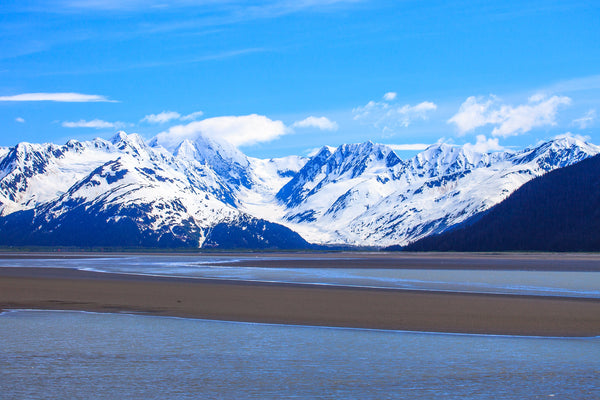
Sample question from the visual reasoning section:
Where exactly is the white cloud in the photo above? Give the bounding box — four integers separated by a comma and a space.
448, 94, 572, 137
15, 117, 25, 123
292, 116, 338, 131
383, 92, 397, 101
447, 95, 501, 134
401, 102, 437, 114
572, 109, 596, 129
142, 111, 181, 124
0, 92, 116, 102
462, 135, 504, 154
528, 93, 546, 103
180, 110, 204, 121
142, 110, 204, 123
353, 94, 437, 133
62, 119, 124, 129
492, 95, 572, 137
155, 114, 288, 148
385, 143, 430, 151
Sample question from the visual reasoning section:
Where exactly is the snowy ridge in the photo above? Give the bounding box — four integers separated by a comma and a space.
0, 132, 597, 248
255, 136, 600, 246
0, 138, 118, 216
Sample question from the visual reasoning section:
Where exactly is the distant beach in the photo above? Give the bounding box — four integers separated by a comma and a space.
1, 252, 600, 337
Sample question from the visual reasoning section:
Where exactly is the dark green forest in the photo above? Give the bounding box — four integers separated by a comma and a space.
399, 154, 600, 252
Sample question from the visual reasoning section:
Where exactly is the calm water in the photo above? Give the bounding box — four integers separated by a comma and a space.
1, 310, 599, 399
1, 255, 599, 298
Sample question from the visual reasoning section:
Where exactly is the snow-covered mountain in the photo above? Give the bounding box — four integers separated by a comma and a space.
259, 136, 600, 246
0, 131, 597, 248
0, 132, 309, 248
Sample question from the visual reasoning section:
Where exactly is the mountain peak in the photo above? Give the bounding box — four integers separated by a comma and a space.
171, 134, 252, 188
335, 141, 376, 153
191, 134, 249, 168
550, 134, 588, 145
545, 135, 600, 154
173, 139, 198, 160
526, 135, 598, 152
409, 142, 471, 176
510, 136, 600, 169
109, 131, 129, 144
108, 131, 151, 159
314, 145, 334, 158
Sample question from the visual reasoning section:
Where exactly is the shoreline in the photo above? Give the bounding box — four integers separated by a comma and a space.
2, 267, 600, 337
1, 251, 600, 271
4, 309, 598, 340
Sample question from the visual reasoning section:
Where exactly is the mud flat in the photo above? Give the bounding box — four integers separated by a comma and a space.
1, 265, 599, 337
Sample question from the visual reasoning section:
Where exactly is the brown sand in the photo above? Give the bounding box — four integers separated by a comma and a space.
1, 266, 599, 337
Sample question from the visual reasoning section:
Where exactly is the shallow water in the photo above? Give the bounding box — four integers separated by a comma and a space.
1, 255, 599, 298
1, 310, 599, 399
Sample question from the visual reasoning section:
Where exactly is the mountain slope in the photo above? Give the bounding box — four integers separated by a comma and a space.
0, 133, 310, 249
401, 154, 600, 252
0, 138, 117, 216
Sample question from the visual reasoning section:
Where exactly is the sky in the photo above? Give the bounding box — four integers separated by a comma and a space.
1, 0, 599, 158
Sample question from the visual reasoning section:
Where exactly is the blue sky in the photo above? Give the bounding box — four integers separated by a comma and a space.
1, 0, 599, 158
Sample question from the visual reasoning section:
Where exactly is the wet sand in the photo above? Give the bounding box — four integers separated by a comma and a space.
1, 265, 600, 337
217, 251, 600, 271
1, 251, 599, 270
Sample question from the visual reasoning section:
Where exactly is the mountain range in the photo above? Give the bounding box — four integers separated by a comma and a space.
0, 132, 597, 249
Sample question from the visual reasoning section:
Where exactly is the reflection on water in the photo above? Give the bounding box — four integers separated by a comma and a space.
1, 255, 599, 298
1, 310, 598, 399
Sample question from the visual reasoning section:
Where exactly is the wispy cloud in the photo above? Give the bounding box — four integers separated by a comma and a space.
142, 110, 204, 124
353, 93, 437, 134
56, 0, 181, 11
543, 74, 600, 94
142, 111, 182, 124
15, 117, 25, 123
383, 92, 397, 101
572, 109, 596, 129
292, 116, 338, 131
54, 0, 363, 14
62, 119, 125, 129
34, 48, 269, 77
194, 48, 266, 62
0, 92, 117, 102
180, 110, 204, 121
4, 0, 355, 75
448, 94, 571, 137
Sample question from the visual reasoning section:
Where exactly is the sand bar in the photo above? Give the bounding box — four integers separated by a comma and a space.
1, 266, 600, 337
217, 251, 600, 271
1, 251, 599, 270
